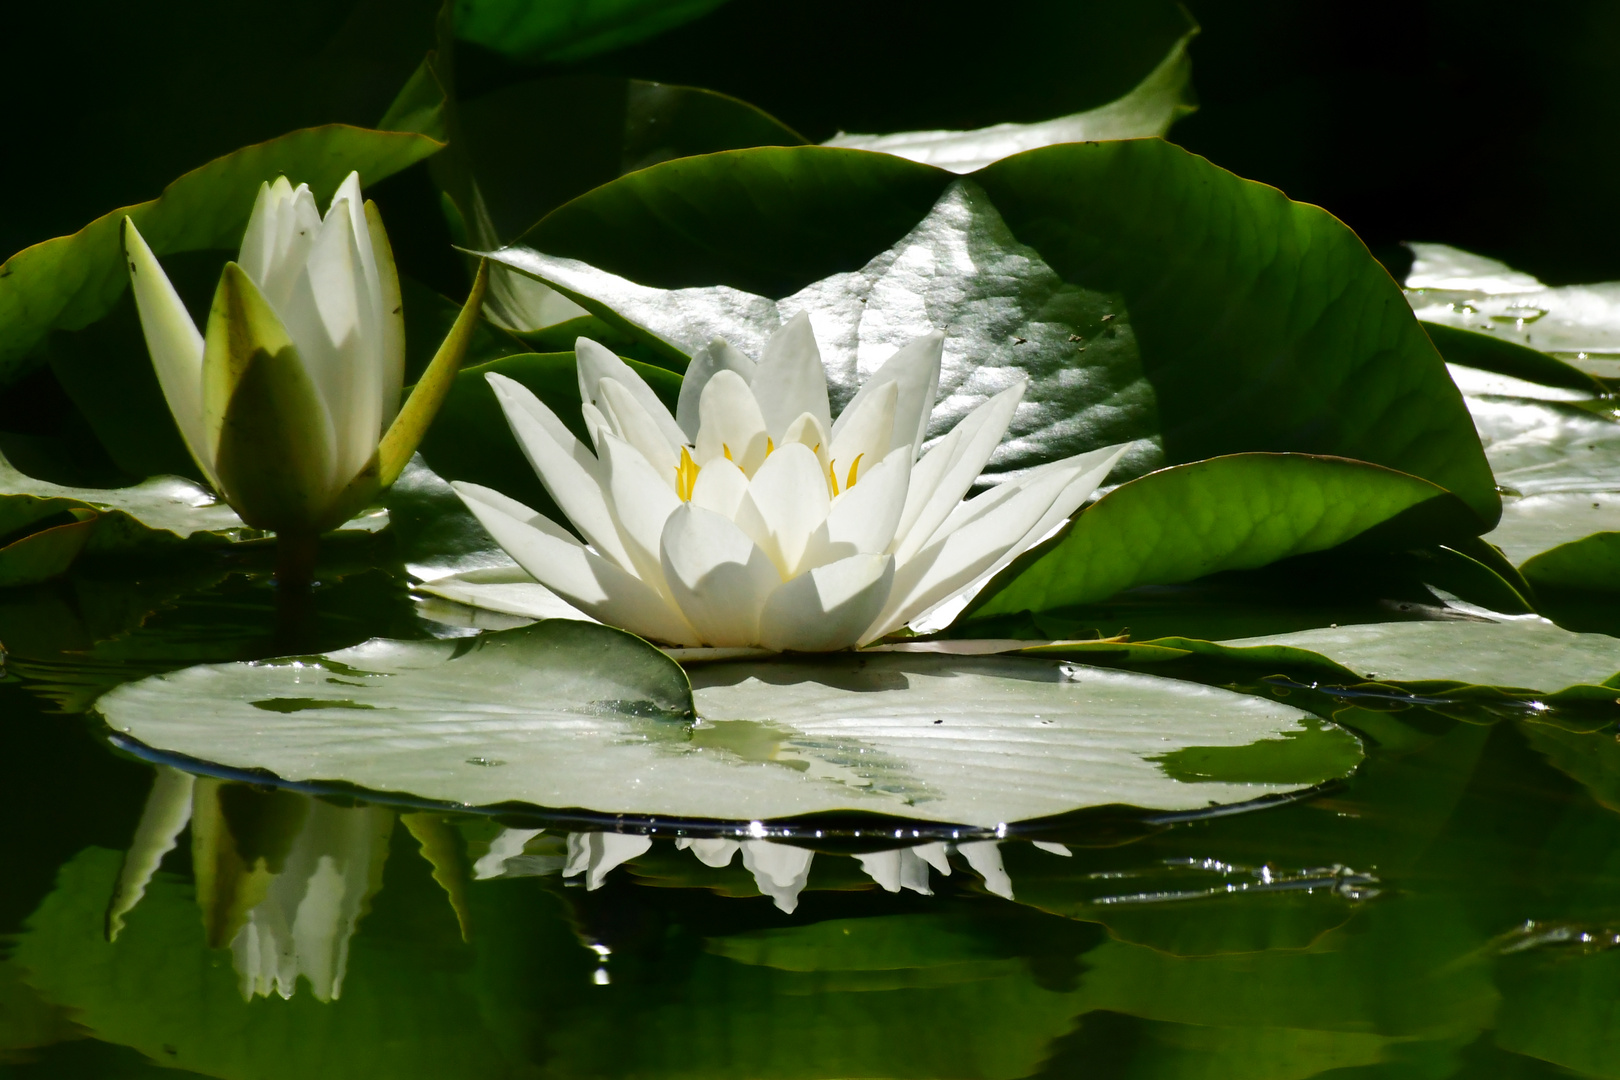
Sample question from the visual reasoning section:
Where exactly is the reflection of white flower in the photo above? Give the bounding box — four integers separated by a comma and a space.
455, 315, 1126, 650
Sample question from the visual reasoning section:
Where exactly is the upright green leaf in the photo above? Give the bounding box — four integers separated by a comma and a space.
963, 454, 1470, 626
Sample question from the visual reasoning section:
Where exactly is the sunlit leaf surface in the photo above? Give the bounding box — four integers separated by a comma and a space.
495, 141, 1496, 518
96, 625, 1358, 827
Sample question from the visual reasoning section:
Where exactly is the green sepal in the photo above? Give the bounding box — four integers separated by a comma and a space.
204, 262, 338, 533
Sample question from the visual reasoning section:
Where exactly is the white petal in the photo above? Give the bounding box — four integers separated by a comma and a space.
752, 312, 833, 441
758, 553, 894, 652
677, 337, 754, 442
255, 180, 322, 314
741, 840, 814, 913
832, 331, 943, 458
688, 456, 750, 519
454, 482, 697, 644
598, 377, 678, 489
598, 432, 684, 593
660, 503, 780, 646
863, 464, 1077, 643
575, 337, 686, 449
733, 443, 831, 577
695, 370, 771, 474
891, 382, 1025, 563
801, 446, 912, 567
826, 380, 898, 491
780, 411, 832, 473
485, 375, 634, 571
236, 181, 279, 289
123, 218, 213, 483
278, 200, 379, 482
904, 445, 1127, 634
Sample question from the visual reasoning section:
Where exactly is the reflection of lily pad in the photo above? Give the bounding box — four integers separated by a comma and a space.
97, 625, 1358, 827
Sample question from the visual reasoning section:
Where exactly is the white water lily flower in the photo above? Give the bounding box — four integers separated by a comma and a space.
123, 172, 484, 540
454, 314, 1127, 650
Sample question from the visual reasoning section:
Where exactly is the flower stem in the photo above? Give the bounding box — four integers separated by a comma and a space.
272, 531, 321, 654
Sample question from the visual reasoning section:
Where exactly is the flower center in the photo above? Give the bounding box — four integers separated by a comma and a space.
674, 441, 867, 502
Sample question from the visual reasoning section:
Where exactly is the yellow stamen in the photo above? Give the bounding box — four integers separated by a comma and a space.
675, 446, 701, 501
722, 444, 733, 462
846, 453, 865, 489
766, 437, 775, 455
828, 460, 840, 497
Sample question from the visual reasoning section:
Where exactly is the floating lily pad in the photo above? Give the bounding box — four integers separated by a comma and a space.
1225, 618, 1620, 693
96, 623, 1357, 828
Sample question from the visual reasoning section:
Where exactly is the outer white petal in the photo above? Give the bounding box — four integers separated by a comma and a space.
800, 446, 911, 567
485, 375, 634, 571
904, 444, 1128, 634
598, 432, 684, 594
863, 464, 1076, 643
752, 312, 833, 441
575, 337, 685, 449
733, 443, 831, 578
676, 337, 754, 442
826, 380, 898, 488
758, 553, 894, 652
123, 218, 213, 483
454, 482, 697, 644
831, 331, 943, 458
695, 369, 770, 474
891, 382, 1025, 563
688, 456, 750, 519
598, 377, 679, 489
660, 503, 780, 646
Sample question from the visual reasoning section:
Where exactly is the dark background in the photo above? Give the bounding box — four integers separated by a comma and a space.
4, 0, 1618, 285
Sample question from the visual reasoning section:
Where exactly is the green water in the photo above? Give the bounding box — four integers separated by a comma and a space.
4, 563, 1620, 1079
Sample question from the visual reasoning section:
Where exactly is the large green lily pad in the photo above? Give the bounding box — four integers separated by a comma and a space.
493, 140, 1496, 522
96, 623, 1359, 828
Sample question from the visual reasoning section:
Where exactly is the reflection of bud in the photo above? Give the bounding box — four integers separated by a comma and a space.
108, 774, 394, 1002
229, 798, 393, 1002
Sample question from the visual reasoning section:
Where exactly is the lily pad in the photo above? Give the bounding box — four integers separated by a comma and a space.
822, 27, 1197, 173
96, 623, 1357, 828
494, 140, 1496, 519
1405, 242, 1620, 377
0, 449, 244, 549
1224, 618, 1620, 693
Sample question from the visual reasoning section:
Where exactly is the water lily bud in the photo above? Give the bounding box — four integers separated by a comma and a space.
123, 173, 486, 538
454, 314, 1130, 651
